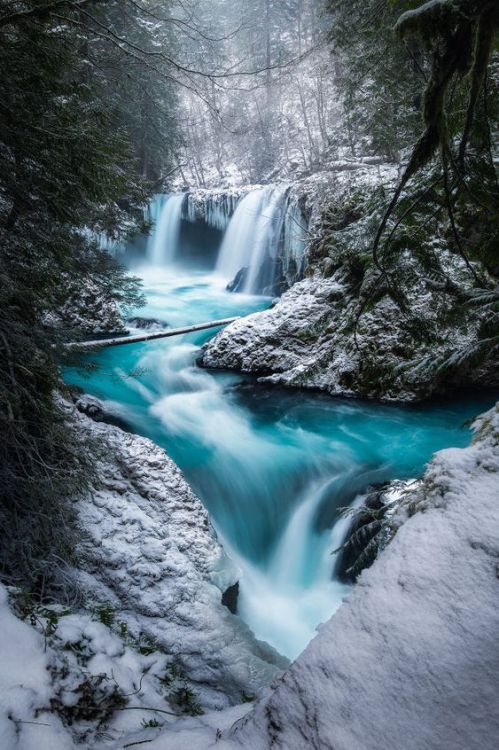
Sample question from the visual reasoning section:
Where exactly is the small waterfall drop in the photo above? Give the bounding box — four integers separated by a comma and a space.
147, 193, 184, 266
216, 189, 268, 283
216, 184, 307, 295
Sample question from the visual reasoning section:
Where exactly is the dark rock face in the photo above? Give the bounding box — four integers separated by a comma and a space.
127, 316, 169, 331
74, 394, 133, 433
222, 582, 239, 615
227, 267, 249, 293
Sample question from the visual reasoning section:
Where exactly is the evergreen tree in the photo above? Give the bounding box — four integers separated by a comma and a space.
0, 0, 178, 595
327, 0, 425, 159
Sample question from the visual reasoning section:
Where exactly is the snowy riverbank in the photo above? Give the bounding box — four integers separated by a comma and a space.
2, 401, 498, 749
0, 400, 285, 748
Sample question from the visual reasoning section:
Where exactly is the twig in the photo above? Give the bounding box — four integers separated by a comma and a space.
114, 706, 177, 717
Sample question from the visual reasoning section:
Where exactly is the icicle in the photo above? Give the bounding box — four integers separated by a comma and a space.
183, 192, 239, 231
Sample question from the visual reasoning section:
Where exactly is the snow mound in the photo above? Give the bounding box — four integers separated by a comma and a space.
202, 262, 497, 402
0, 586, 73, 750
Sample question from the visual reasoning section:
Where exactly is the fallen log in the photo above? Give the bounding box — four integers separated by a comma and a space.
64, 317, 240, 351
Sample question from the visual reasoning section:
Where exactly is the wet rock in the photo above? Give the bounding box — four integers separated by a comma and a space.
227, 267, 249, 293
222, 582, 239, 614
127, 316, 169, 331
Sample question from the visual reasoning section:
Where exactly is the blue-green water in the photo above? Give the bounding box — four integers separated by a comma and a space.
65, 265, 496, 658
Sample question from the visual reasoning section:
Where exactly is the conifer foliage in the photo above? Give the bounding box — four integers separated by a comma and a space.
0, 0, 178, 595
328, 0, 499, 372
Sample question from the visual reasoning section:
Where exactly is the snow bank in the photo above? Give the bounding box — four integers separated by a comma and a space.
202, 261, 497, 402
142, 402, 499, 750
0, 586, 73, 750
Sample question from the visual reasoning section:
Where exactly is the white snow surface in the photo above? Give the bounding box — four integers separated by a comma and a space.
139, 402, 499, 750
0, 586, 73, 750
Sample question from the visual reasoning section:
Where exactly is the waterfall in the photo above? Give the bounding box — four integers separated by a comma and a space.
243, 185, 290, 294
147, 193, 184, 266
215, 189, 268, 284
216, 185, 308, 295
144, 186, 308, 293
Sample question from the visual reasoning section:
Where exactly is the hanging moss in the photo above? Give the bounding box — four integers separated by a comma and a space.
373, 0, 499, 270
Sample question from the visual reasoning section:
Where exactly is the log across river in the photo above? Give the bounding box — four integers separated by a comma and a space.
65, 316, 240, 351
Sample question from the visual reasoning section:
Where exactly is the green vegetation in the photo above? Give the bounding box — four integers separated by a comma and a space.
0, 1, 178, 597
327, 0, 498, 377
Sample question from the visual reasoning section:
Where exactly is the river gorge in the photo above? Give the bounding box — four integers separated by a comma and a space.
65, 191, 497, 660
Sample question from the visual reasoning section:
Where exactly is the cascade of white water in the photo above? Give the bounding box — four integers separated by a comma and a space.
216, 185, 293, 294
147, 194, 184, 266
215, 189, 268, 281
268, 477, 338, 589
243, 185, 290, 294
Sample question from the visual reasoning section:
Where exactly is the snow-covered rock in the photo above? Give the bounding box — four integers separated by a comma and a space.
46, 278, 127, 336
202, 263, 498, 402
0, 401, 287, 749
138, 402, 499, 750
